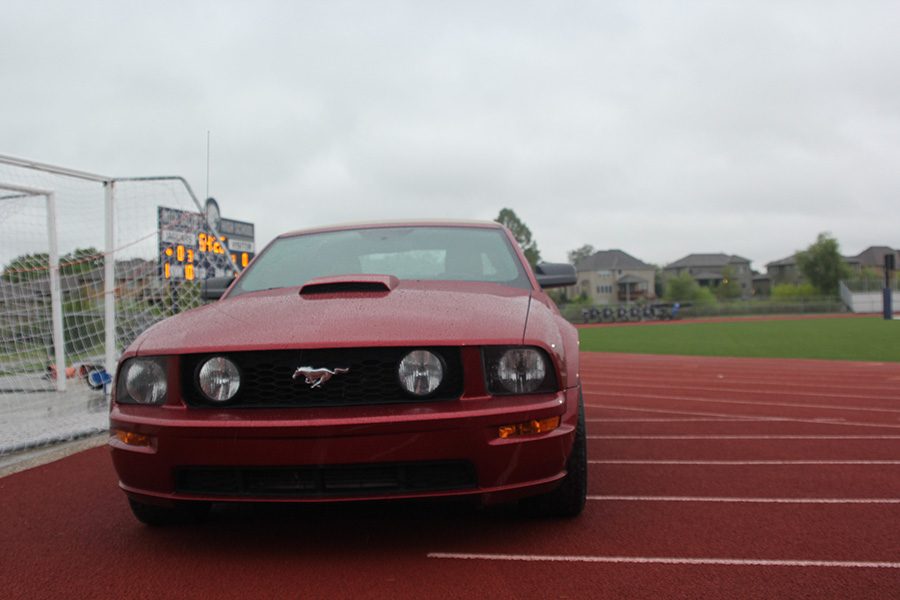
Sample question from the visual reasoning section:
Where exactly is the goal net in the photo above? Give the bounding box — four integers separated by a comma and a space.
0, 158, 218, 456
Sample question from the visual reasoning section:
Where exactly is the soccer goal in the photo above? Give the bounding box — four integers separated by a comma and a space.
0, 154, 234, 455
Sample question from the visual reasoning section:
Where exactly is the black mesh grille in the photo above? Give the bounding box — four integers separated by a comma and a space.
181, 347, 463, 408
175, 461, 477, 497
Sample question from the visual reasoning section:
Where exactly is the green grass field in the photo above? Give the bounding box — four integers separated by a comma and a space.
578, 316, 900, 362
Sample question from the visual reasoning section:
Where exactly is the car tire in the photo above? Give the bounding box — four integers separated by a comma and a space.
128, 498, 211, 526
520, 388, 588, 518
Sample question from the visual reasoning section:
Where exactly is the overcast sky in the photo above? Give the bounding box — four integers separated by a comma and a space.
2, 0, 899, 271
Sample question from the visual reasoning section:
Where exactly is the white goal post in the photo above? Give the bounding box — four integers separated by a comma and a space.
0, 154, 236, 454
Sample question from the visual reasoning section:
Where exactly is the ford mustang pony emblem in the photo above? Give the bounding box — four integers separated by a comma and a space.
293, 366, 350, 388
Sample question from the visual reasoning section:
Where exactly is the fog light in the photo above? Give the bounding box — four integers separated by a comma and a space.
114, 430, 152, 447
497, 416, 561, 439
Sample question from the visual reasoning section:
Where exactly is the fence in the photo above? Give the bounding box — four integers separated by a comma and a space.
562, 297, 847, 324
840, 280, 897, 314
0, 154, 232, 455
841, 277, 900, 293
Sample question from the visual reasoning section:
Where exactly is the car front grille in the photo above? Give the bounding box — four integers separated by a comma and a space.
180, 347, 463, 408
174, 461, 477, 497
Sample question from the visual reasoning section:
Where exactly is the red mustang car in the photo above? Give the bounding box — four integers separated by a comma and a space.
109, 221, 586, 525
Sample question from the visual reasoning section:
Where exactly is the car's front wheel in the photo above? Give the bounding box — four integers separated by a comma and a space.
520, 389, 588, 518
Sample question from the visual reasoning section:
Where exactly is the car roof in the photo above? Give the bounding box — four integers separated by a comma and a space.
276, 219, 505, 239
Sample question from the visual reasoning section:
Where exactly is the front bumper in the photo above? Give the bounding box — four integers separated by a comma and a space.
109, 387, 579, 506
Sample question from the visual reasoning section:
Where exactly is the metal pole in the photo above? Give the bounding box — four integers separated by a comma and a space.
104, 181, 117, 377
884, 255, 895, 320
45, 192, 66, 392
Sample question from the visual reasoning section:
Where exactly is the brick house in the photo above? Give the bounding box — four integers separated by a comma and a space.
571, 250, 656, 305
663, 253, 753, 298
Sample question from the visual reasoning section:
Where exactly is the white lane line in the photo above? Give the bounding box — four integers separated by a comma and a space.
588, 435, 900, 440
588, 495, 900, 504
585, 403, 900, 430
589, 459, 900, 465
426, 553, 900, 569
584, 390, 900, 414
585, 403, 803, 420
591, 380, 900, 402
579, 375, 900, 395
586, 418, 778, 423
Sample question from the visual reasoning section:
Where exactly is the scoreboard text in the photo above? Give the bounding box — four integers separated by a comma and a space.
157, 204, 255, 282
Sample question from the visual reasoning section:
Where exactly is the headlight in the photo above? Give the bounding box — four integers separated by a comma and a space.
398, 350, 444, 396
198, 356, 241, 402
116, 358, 168, 405
484, 347, 555, 394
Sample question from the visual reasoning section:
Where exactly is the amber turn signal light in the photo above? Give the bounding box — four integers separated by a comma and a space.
498, 416, 561, 439
114, 430, 152, 447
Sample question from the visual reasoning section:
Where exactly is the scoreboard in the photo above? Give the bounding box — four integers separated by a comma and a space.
157, 198, 255, 282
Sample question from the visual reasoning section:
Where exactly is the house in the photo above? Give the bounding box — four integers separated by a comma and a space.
752, 273, 771, 297
766, 246, 896, 285
766, 253, 860, 285
663, 253, 753, 298
853, 246, 899, 270
571, 250, 656, 305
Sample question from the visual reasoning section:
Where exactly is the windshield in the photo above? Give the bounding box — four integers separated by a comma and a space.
229, 226, 532, 296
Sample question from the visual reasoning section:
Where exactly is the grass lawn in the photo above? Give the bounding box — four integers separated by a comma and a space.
578, 316, 900, 362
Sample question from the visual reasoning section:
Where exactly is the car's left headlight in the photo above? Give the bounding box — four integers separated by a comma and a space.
116, 357, 168, 405
483, 347, 557, 394
398, 349, 444, 397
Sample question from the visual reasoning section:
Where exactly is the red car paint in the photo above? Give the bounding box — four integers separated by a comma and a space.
109, 221, 581, 513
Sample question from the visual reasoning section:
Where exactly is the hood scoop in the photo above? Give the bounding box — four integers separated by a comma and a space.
299, 274, 399, 296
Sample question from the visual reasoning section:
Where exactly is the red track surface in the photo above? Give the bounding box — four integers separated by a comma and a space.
2, 352, 899, 599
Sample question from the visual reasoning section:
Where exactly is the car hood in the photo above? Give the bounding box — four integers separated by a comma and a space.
134, 281, 534, 355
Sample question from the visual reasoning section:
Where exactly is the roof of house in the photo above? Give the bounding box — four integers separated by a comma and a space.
664, 253, 750, 270
766, 252, 864, 268
692, 271, 725, 281
616, 274, 647, 285
575, 249, 654, 272
853, 246, 898, 268
766, 255, 797, 267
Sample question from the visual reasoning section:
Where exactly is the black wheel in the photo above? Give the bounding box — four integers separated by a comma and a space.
520, 389, 588, 518
128, 498, 211, 526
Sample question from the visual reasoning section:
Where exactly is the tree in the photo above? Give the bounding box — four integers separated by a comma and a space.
495, 208, 541, 266
567, 245, 595, 266
2, 252, 49, 283
664, 273, 716, 304
795, 233, 851, 296
653, 266, 665, 298
2, 248, 104, 283
715, 266, 742, 300
60, 247, 104, 277
854, 267, 883, 290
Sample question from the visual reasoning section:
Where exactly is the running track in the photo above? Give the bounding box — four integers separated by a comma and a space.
1, 352, 899, 599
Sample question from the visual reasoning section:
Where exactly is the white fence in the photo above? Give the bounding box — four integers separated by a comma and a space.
0, 154, 231, 455
839, 280, 896, 314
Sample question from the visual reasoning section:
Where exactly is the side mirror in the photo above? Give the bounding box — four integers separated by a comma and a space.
534, 262, 577, 289
201, 276, 234, 300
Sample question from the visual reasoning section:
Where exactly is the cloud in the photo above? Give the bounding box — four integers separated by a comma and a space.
2, 1, 899, 272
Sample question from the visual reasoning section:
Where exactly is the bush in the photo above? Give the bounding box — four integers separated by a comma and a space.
664, 273, 718, 305
771, 283, 819, 301
694, 286, 718, 305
